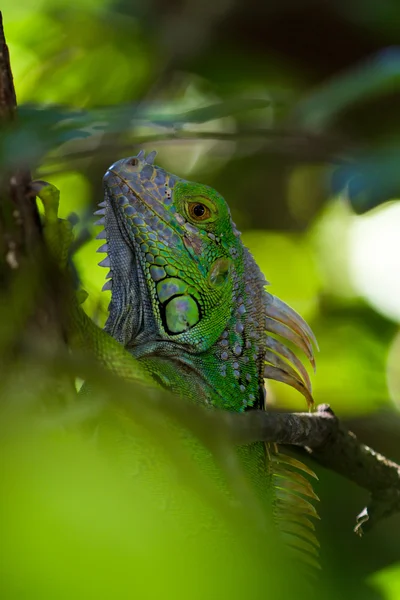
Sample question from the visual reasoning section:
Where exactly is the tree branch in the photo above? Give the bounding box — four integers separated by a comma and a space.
217, 404, 400, 535
0, 13, 42, 271
0, 13, 68, 362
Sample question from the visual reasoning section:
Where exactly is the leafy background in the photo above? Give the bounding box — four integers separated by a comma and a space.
1, 0, 400, 598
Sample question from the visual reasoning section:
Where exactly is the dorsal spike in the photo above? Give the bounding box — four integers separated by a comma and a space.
264, 349, 312, 395
265, 335, 312, 391
265, 293, 319, 351
265, 316, 315, 370
102, 280, 112, 291
145, 150, 157, 165
98, 256, 111, 268
263, 364, 314, 408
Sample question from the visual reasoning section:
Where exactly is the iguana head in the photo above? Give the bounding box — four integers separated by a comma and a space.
97, 150, 317, 410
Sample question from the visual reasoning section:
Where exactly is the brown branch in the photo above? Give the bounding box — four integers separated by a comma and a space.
217, 404, 400, 535
0, 13, 68, 362
0, 13, 42, 269
0, 13, 16, 120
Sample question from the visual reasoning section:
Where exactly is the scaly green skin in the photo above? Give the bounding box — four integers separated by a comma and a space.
35, 150, 319, 562
98, 151, 316, 413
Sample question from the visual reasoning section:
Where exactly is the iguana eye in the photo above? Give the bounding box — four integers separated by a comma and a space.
188, 202, 211, 221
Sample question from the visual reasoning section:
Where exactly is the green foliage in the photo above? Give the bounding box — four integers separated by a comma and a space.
2, 0, 400, 597
0, 358, 298, 600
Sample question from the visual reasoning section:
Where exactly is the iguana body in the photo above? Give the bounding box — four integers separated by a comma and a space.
35, 150, 319, 563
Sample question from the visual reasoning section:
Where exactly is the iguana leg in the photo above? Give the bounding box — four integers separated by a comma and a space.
31, 180, 156, 387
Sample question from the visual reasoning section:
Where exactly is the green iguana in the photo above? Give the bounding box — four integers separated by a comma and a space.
35, 149, 319, 565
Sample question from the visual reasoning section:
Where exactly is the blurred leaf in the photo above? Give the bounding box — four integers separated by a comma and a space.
370, 563, 400, 600
0, 97, 276, 169
311, 199, 359, 300
0, 363, 301, 600
292, 48, 400, 132
311, 318, 390, 415
332, 146, 400, 213
170, 98, 272, 126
